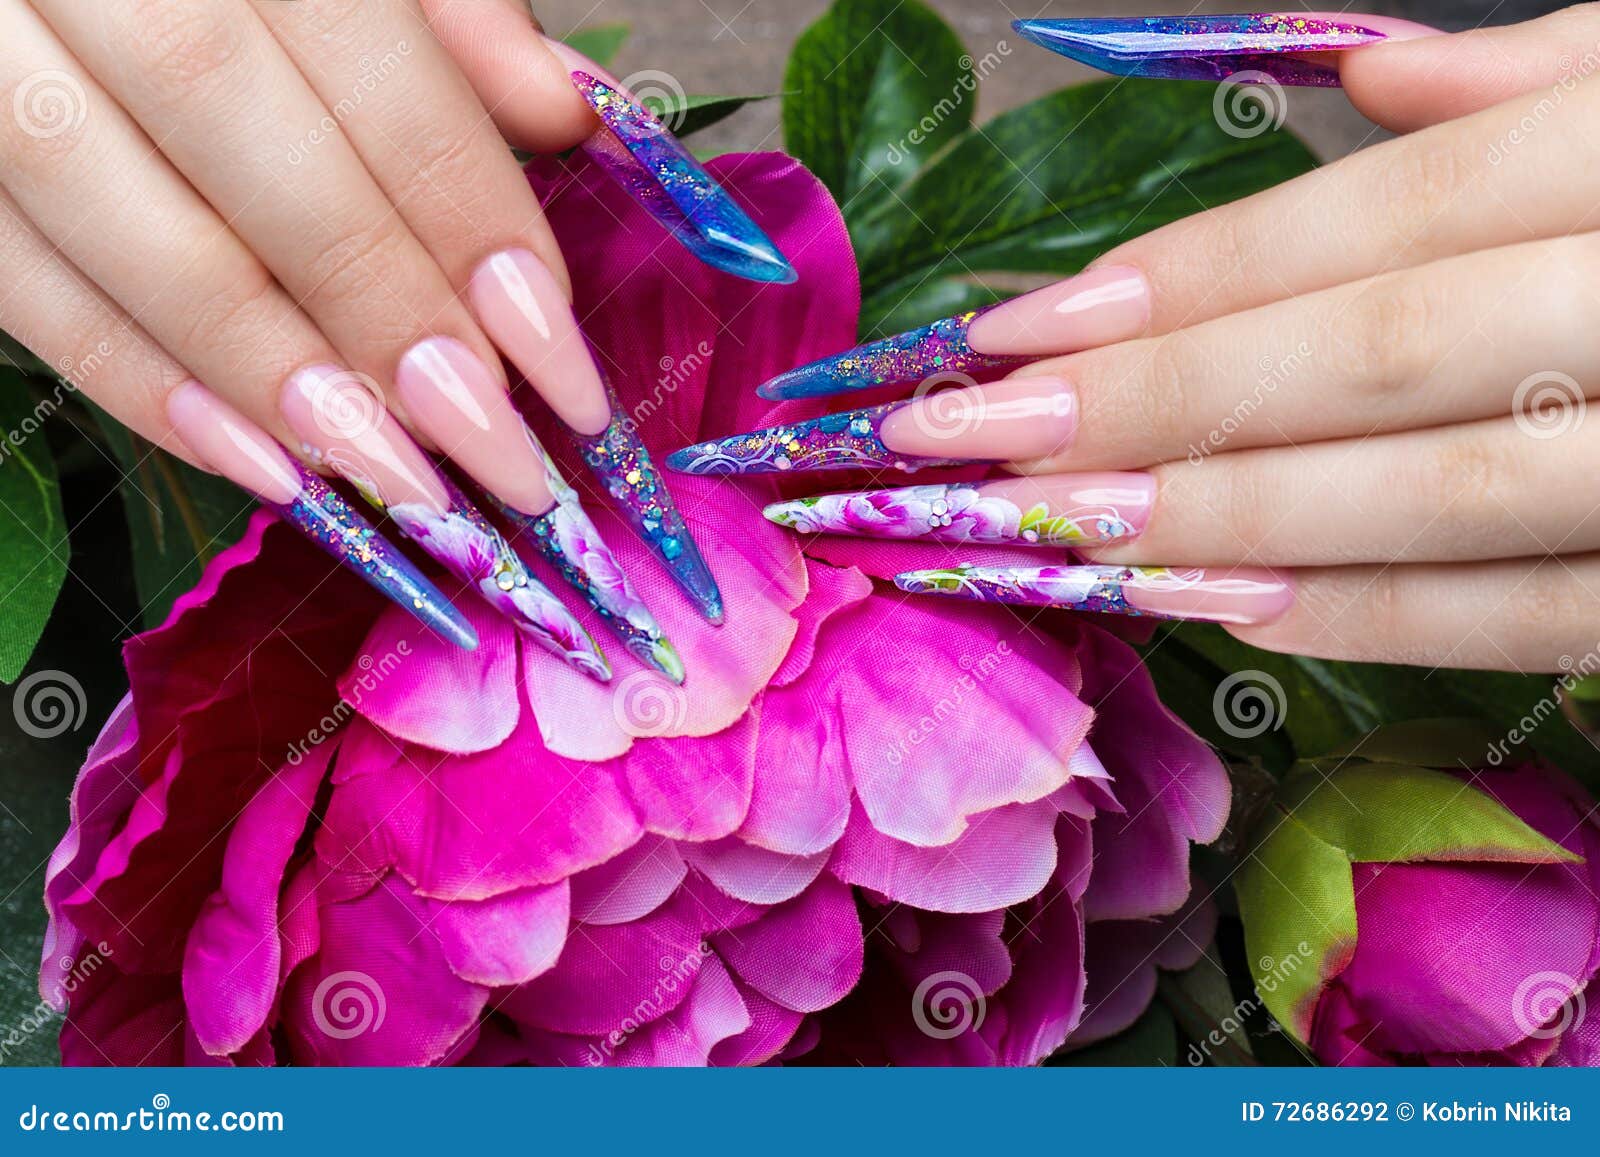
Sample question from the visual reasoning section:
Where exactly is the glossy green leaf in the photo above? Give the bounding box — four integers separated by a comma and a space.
1280, 762, 1578, 865
90, 408, 253, 628
562, 24, 629, 67
1158, 953, 1257, 1066
783, 0, 972, 218
848, 79, 1316, 337
1235, 809, 1356, 1043
647, 92, 777, 139
0, 384, 70, 682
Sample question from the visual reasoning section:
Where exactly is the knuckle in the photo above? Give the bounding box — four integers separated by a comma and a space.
1375, 137, 1477, 249
1134, 332, 1202, 454
1406, 436, 1514, 554
390, 129, 499, 222
129, 3, 251, 102
173, 268, 284, 364
1335, 273, 1440, 401
297, 212, 412, 312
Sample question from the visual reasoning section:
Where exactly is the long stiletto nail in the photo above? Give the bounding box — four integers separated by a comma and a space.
165, 382, 477, 650
764, 474, 1153, 547
894, 563, 1295, 626
543, 38, 795, 285
281, 364, 611, 682
1013, 14, 1403, 87
396, 337, 682, 681
758, 267, 1149, 400
668, 377, 1077, 476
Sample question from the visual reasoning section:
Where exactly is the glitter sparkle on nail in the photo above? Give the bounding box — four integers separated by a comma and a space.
666, 401, 977, 476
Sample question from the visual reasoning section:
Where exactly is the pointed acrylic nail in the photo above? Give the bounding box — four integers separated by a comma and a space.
281, 364, 611, 681
669, 377, 1077, 476
395, 336, 682, 680
758, 267, 1150, 400
544, 41, 795, 284
765, 474, 1154, 547
571, 382, 725, 624
1012, 14, 1392, 87
504, 454, 686, 683
894, 563, 1295, 626
165, 381, 477, 650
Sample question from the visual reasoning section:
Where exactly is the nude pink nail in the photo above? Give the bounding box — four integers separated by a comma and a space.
966, 266, 1151, 356
395, 337, 554, 516
167, 381, 300, 504
468, 248, 611, 436
880, 376, 1078, 461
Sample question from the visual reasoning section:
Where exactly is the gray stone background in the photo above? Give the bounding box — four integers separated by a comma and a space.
538, 0, 1570, 161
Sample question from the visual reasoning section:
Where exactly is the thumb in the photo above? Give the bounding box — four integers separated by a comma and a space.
420, 0, 601, 152
1339, 4, 1600, 132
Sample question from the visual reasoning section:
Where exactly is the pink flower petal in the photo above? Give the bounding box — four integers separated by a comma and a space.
569, 835, 686, 925
714, 874, 863, 1013
431, 882, 570, 986
679, 837, 829, 905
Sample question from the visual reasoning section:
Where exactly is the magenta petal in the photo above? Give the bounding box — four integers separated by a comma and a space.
1072, 894, 1218, 1048
568, 834, 686, 925
830, 798, 1059, 913
183, 744, 332, 1056
284, 875, 486, 1066
613, 956, 752, 1067
883, 910, 1014, 998
740, 682, 853, 856
431, 882, 570, 986
613, 712, 758, 840
770, 560, 873, 688
714, 874, 863, 1013
709, 977, 806, 1065
499, 888, 705, 1035
680, 836, 829, 905
345, 598, 518, 755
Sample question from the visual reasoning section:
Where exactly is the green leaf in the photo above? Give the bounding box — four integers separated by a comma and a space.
783, 0, 973, 218
1054, 1002, 1179, 1066
0, 385, 70, 682
562, 23, 629, 67
90, 407, 253, 628
1235, 809, 1356, 1043
1280, 762, 1578, 865
646, 92, 777, 139
1157, 952, 1257, 1066
848, 79, 1316, 337
1319, 717, 1512, 771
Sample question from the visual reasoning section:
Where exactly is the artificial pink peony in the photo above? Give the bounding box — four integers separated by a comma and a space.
40, 151, 1228, 1066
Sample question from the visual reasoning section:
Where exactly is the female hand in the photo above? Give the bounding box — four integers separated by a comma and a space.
671, 6, 1600, 673
0, 0, 786, 682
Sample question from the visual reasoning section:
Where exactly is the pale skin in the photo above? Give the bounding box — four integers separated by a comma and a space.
1, 2, 1596, 672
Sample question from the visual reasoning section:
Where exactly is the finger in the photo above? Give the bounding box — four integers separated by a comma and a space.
1014, 232, 1600, 474
1085, 413, 1600, 568
255, 0, 570, 297
418, 0, 599, 152
1341, 3, 1600, 132
35, 0, 495, 406
1085, 54, 1600, 340
0, 186, 205, 469
1232, 553, 1600, 672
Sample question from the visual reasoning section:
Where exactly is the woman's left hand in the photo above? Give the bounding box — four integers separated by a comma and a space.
670, 5, 1600, 673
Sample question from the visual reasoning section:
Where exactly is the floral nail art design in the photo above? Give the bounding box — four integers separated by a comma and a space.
280, 463, 478, 651
894, 563, 1181, 616
1012, 14, 1387, 87
505, 454, 684, 683
665, 403, 971, 476
571, 386, 724, 624
756, 310, 1020, 400
763, 482, 1140, 546
572, 71, 796, 285
388, 485, 611, 683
